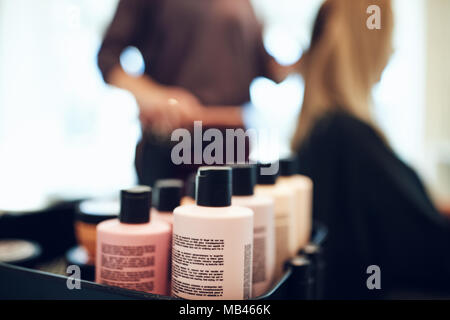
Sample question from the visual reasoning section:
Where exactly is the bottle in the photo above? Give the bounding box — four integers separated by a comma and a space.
152, 179, 183, 293
181, 173, 196, 205
278, 157, 313, 251
153, 179, 184, 228
285, 255, 313, 300
172, 166, 254, 300
299, 243, 325, 300
231, 164, 275, 297
96, 186, 171, 295
254, 162, 296, 279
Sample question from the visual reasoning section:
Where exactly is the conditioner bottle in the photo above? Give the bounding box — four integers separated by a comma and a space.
278, 157, 313, 251
231, 164, 275, 297
152, 179, 183, 293
96, 186, 171, 295
254, 162, 296, 279
172, 167, 254, 300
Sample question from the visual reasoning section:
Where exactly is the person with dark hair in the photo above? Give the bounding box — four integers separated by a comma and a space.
98, 0, 291, 186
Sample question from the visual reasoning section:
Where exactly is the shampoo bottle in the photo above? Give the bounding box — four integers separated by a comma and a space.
254, 162, 296, 279
152, 179, 183, 293
172, 166, 254, 300
231, 164, 275, 297
96, 186, 171, 295
278, 157, 313, 251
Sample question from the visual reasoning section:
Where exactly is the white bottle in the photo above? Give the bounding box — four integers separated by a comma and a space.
172, 167, 254, 300
277, 157, 313, 252
254, 163, 296, 280
231, 164, 275, 297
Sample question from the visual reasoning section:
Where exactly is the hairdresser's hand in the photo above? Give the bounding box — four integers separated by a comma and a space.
137, 86, 202, 135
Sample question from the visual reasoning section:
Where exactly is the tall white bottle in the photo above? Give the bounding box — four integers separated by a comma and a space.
231, 164, 275, 297
277, 157, 313, 252
254, 163, 296, 280
172, 167, 254, 300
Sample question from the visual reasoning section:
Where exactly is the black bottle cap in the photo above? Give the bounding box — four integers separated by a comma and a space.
279, 156, 298, 177
256, 162, 279, 185
154, 179, 183, 212
196, 166, 232, 207
231, 164, 256, 196
119, 186, 152, 224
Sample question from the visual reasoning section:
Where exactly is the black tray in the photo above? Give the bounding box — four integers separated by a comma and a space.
0, 202, 327, 299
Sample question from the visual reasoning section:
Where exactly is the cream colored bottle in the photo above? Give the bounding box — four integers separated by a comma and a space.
277, 157, 313, 252
96, 186, 171, 295
231, 164, 275, 297
254, 163, 296, 280
172, 167, 254, 300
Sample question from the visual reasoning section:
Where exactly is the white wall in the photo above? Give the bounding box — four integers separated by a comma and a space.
425, 0, 450, 202
0, 0, 139, 210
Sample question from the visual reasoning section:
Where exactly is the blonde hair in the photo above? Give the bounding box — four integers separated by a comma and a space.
291, 0, 393, 150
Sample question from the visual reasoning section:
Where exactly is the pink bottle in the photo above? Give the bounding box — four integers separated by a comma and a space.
96, 186, 171, 295
172, 167, 254, 300
152, 179, 183, 293
231, 164, 275, 298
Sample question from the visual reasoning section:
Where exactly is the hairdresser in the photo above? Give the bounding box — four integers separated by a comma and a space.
291, 0, 450, 298
98, 0, 292, 186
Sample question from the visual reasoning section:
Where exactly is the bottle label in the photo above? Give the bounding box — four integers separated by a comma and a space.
172, 235, 225, 298
252, 226, 267, 284
99, 243, 156, 292
243, 243, 252, 299
275, 212, 290, 278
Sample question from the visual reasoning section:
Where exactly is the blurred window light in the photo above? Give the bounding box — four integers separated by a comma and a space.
248, 75, 304, 159
0, 0, 138, 210
263, 26, 303, 66
120, 46, 145, 77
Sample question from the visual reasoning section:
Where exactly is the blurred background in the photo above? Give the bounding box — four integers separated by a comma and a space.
0, 0, 448, 211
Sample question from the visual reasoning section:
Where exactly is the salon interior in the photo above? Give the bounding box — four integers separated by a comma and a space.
0, 0, 450, 301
